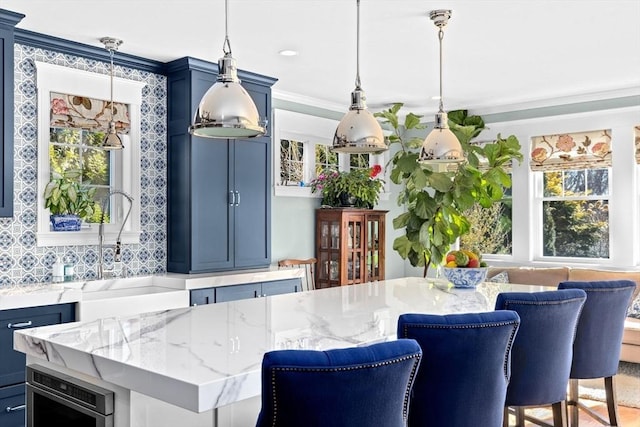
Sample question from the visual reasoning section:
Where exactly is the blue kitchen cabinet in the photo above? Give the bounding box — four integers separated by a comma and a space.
0, 303, 75, 427
190, 278, 302, 305
166, 57, 277, 273
0, 10, 24, 217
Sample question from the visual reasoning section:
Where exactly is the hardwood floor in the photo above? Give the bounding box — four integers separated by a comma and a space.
517, 400, 640, 427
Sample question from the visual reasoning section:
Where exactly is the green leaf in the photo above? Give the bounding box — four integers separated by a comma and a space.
404, 113, 422, 130
393, 212, 411, 229
427, 173, 453, 192
393, 235, 412, 259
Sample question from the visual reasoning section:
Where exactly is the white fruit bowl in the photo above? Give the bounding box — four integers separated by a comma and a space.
443, 267, 488, 288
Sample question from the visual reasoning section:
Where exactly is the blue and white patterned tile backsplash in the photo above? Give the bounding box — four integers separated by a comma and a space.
0, 44, 167, 286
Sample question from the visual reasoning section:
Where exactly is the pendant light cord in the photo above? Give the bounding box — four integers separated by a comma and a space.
223, 0, 232, 55
438, 27, 444, 113
355, 0, 361, 89
109, 48, 115, 121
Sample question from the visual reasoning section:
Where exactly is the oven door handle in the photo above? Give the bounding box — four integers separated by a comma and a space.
27, 383, 113, 427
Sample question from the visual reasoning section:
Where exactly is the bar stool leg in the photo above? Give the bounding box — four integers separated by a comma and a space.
604, 376, 619, 427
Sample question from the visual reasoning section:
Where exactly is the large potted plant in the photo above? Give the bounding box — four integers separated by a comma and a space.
44, 169, 97, 231
311, 165, 383, 208
375, 104, 523, 276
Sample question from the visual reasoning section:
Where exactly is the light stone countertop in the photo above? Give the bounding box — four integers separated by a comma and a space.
14, 277, 549, 413
0, 267, 304, 311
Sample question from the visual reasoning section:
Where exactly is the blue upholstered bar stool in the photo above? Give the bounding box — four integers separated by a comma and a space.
397, 311, 521, 427
558, 280, 636, 427
495, 289, 587, 427
256, 339, 422, 427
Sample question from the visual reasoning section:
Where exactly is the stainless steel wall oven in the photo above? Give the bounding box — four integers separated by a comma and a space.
26, 365, 114, 427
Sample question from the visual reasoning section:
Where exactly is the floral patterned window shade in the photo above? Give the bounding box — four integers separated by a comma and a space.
50, 92, 130, 133
635, 126, 640, 164
530, 129, 611, 171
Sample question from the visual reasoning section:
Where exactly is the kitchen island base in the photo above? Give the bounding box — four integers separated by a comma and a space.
26, 358, 260, 427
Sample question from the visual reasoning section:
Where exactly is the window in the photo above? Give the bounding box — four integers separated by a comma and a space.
36, 61, 145, 246
461, 185, 513, 256
541, 169, 609, 258
531, 130, 612, 260
274, 109, 388, 198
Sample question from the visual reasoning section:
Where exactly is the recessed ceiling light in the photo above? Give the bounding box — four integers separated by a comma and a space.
279, 49, 298, 57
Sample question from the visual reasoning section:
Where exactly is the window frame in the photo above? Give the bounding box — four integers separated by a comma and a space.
480, 107, 639, 268
534, 167, 611, 261
36, 61, 144, 247
273, 109, 388, 199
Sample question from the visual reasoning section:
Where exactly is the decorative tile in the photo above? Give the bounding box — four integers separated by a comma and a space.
0, 43, 168, 286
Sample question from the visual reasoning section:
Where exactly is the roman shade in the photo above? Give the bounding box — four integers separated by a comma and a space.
50, 92, 130, 133
530, 129, 611, 171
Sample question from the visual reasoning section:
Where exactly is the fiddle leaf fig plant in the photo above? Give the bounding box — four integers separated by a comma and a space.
374, 104, 523, 277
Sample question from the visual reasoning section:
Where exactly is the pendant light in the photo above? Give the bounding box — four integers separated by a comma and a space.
189, 0, 265, 139
332, 0, 387, 154
100, 37, 124, 150
419, 10, 464, 168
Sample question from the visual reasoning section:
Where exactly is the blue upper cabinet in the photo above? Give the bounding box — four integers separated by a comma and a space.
0, 10, 24, 217
165, 57, 277, 273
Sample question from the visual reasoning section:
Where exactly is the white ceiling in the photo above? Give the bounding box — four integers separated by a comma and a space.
4, 0, 640, 115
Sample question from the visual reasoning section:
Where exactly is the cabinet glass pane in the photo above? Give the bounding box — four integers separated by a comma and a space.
320, 221, 329, 249
331, 223, 340, 249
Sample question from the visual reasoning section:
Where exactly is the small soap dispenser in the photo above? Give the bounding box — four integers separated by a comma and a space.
52, 257, 65, 283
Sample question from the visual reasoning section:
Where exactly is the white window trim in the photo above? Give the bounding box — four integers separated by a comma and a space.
36, 61, 144, 247
273, 109, 389, 200
480, 107, 640, 268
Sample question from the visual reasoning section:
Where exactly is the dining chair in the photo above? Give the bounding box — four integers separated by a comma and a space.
256, 339, 422, 427
278, 258, 317, 291
495, 289, 587, 427
397, 310, 521, 427
558, 280, 636, 427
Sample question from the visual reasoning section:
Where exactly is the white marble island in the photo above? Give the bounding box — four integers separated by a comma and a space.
14, 278, 547, 426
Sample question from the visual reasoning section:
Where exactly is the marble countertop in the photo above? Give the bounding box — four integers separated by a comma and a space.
0, 282, 83, 311
14, 277, 548, 413
0, 267, 304, 311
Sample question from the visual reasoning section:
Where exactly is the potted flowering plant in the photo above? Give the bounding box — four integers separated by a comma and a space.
310, 165, 383, 208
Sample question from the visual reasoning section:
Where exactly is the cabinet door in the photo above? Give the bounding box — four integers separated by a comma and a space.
190, 288, 215, 306
0, 383, 25, 427
233, 137, 271, 268
262, 279, 301, 296
215, 283, 261, 303
191, 138, 234, 271
0, 304, 75, 387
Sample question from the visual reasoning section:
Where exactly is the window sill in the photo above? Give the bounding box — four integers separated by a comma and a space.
37, 229, 141, 247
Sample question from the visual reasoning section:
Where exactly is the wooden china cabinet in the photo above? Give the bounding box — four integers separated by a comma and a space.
315, 208, 387, 288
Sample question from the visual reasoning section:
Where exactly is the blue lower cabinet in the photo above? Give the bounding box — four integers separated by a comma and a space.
189, 278, 303, 305
216, 283, 261, 303
0, 303, 75, 427
262, 279, 301, 296
190, 288, 215, 306
0, 383, 26, 427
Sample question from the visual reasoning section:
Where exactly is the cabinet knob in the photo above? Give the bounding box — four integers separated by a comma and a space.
235, 191, 240, 206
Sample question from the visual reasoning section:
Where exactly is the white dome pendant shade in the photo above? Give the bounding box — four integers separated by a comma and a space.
419, 10, 464, 167
332, 0, 387, 154
189, 0, 265, 139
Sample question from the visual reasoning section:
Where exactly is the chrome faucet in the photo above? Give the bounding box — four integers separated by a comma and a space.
98, 190, 134, 279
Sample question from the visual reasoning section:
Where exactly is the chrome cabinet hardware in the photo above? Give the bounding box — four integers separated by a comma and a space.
7, 320, 32, 329
6, 404, 26, 413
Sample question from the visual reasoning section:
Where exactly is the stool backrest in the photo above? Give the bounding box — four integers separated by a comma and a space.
495, 289, 586, 406
278, 258, 316, 291
397, 310, 520, 427
558, 279, 636, 378
257, 339, 422, 427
